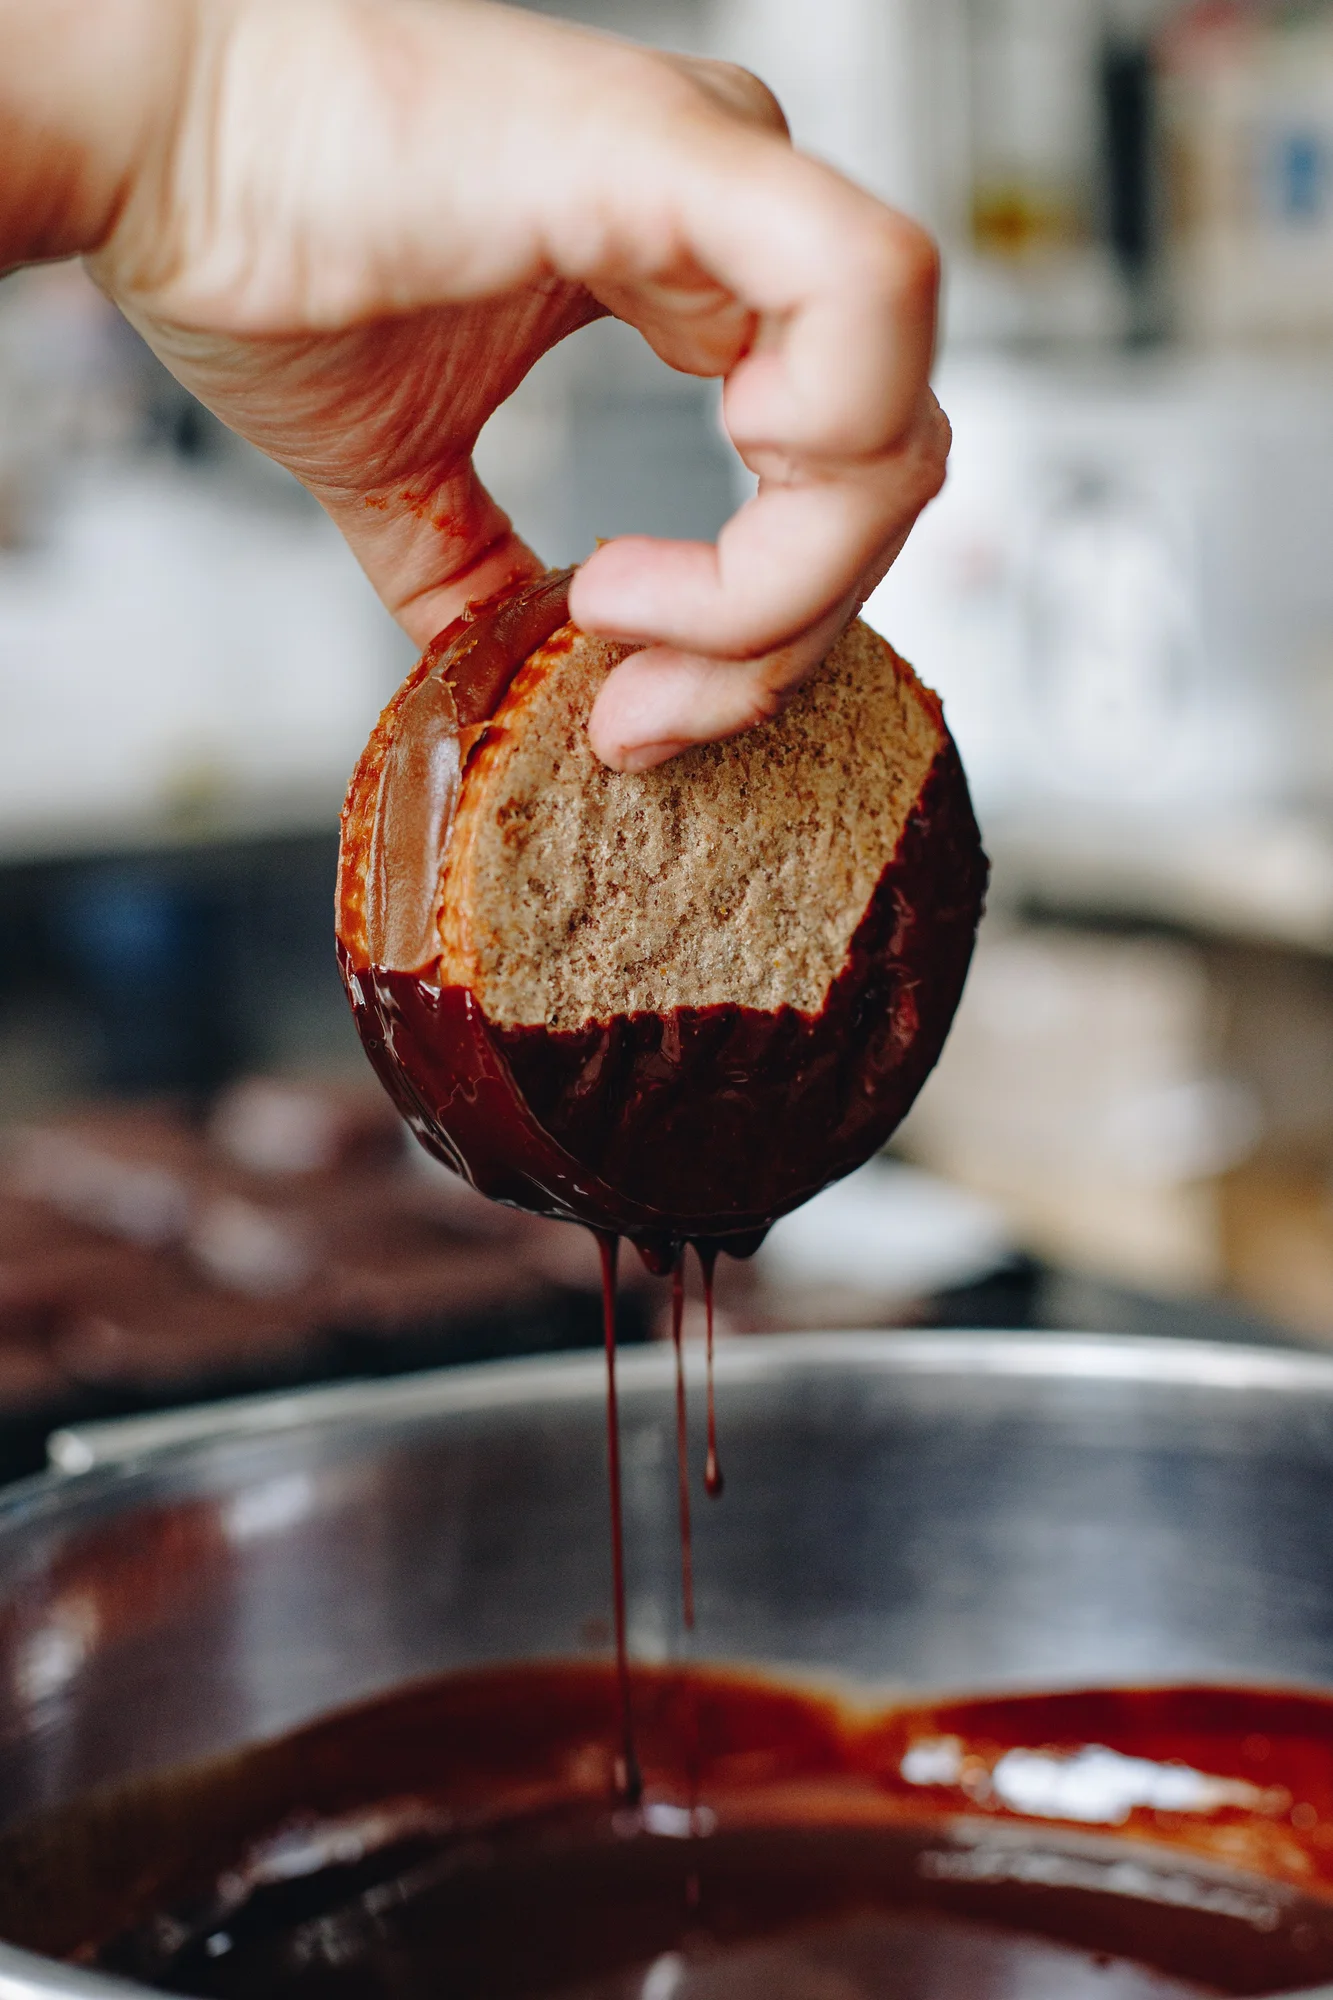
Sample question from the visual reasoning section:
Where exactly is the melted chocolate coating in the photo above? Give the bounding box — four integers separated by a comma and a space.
8, 1669, 1333, 1997
337, 571, 575, 974
338, 582, 987, 1256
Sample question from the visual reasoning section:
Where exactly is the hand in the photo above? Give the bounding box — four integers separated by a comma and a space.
12, 0, 949, 769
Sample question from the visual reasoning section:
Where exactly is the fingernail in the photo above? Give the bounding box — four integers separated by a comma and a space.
614, 741, 692, 774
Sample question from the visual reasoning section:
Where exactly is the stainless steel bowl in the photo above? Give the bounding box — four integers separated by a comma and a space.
3, 1331, 1333, 1998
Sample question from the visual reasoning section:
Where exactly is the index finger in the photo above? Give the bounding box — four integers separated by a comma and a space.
583, 391, 949, 769
568, 130, 940, 659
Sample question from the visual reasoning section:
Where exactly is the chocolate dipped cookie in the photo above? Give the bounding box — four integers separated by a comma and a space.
337, 570, 986, 1264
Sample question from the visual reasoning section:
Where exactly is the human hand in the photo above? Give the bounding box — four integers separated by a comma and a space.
26, 0, 949, 769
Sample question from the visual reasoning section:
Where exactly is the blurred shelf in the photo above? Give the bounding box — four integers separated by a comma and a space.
988, 806, 1333, 957
0, 458, 407, 874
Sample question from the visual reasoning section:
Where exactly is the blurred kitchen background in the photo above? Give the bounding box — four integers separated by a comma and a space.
4, 0, 1333, 1476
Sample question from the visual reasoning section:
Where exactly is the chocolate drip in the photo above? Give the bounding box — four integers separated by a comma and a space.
670, 1255, 695, 1632
595, 1232, 640, 1806
696, 1243, 724, 1500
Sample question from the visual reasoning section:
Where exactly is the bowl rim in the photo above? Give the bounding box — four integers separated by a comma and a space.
36, 1326, 1333, 1490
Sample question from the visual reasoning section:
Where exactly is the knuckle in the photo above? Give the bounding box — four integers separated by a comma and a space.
908, 409, 950, 488
747, 656, 806, 725
915, 399, 952, 494
919, 449, 948, 506
714, 671, 790, 739
656, 54, 790, 138
708, 61, 790, 137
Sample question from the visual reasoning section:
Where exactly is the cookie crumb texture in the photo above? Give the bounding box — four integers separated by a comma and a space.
439, 620, 945, 1030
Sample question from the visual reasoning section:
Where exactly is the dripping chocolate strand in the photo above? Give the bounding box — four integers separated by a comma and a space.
668, 1253, 702, 1863
670, 1255, 695, 1632
697, 1242, 724, 1499
595, 1231, 641, 1805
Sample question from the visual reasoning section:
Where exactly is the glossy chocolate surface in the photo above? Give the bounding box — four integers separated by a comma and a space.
336, 570, 575, 974
8, 1668, 1333, 1996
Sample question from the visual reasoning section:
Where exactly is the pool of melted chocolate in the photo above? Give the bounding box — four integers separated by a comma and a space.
7, 1668, 1333, 1999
